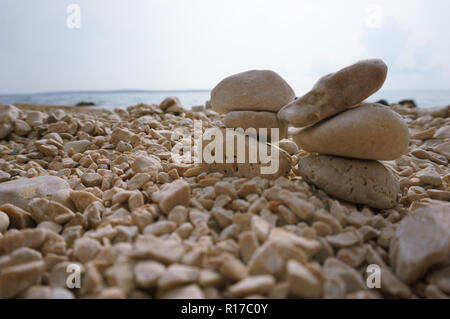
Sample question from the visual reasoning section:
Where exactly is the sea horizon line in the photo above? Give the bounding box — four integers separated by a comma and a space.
2, 88, 450, 97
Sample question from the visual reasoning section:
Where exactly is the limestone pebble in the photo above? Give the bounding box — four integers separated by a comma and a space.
293, 103, 409, 160
297, 155, 399, 209
278, 59, 387, 127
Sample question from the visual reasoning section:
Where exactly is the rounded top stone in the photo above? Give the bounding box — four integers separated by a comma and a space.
210, 70, 295, 114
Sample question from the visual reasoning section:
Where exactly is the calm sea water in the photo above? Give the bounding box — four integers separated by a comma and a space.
0, 90, 449, 110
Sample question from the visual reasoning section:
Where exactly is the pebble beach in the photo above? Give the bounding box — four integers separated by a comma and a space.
0, 60, 449, 299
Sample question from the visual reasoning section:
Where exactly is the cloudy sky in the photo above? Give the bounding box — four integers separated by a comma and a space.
1, 0, 449, 94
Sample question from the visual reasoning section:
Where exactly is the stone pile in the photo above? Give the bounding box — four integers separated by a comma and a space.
208, 70, 296, 178
0, 75, 448, 299
278, 59, 410, 209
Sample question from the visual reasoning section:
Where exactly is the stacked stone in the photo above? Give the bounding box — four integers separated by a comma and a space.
278, 59, 410, 209
205, 70, 296, 178
210, 70, 295, 140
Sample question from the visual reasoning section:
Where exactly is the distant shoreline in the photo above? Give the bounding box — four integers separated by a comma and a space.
1, 90, 449, 110
0, 89, 212, 97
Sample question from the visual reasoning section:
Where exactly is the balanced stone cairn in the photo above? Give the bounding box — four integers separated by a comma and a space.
211, 70, 295, 140
278, 59, 410, 209
207, 70, 296, 178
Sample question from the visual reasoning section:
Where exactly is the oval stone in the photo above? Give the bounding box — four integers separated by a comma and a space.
0, 176, 71, 211
211, 70, 295, 114
222, 111, 287, 139
278, 59, 387, 127
297, 155, 399, 209
293, 103, 409, 160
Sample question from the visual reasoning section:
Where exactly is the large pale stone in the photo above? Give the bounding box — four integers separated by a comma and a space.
297, 155, 399, 209
278, 59, 387, 127
211, 70, 295, 113
390, 203, 450, 284
293, 103, 409, 160
222, 111, 287, 139
0, 177, 71, 211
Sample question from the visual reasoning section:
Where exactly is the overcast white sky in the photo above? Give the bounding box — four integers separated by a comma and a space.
1, 0, 449, 94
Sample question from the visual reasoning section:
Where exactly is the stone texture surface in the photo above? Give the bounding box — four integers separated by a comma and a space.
390, 204, 450, 284
293, 103, 409, 160
222, 111, 287, 139
297, 155, 400, 209
211, 70, 295, 113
